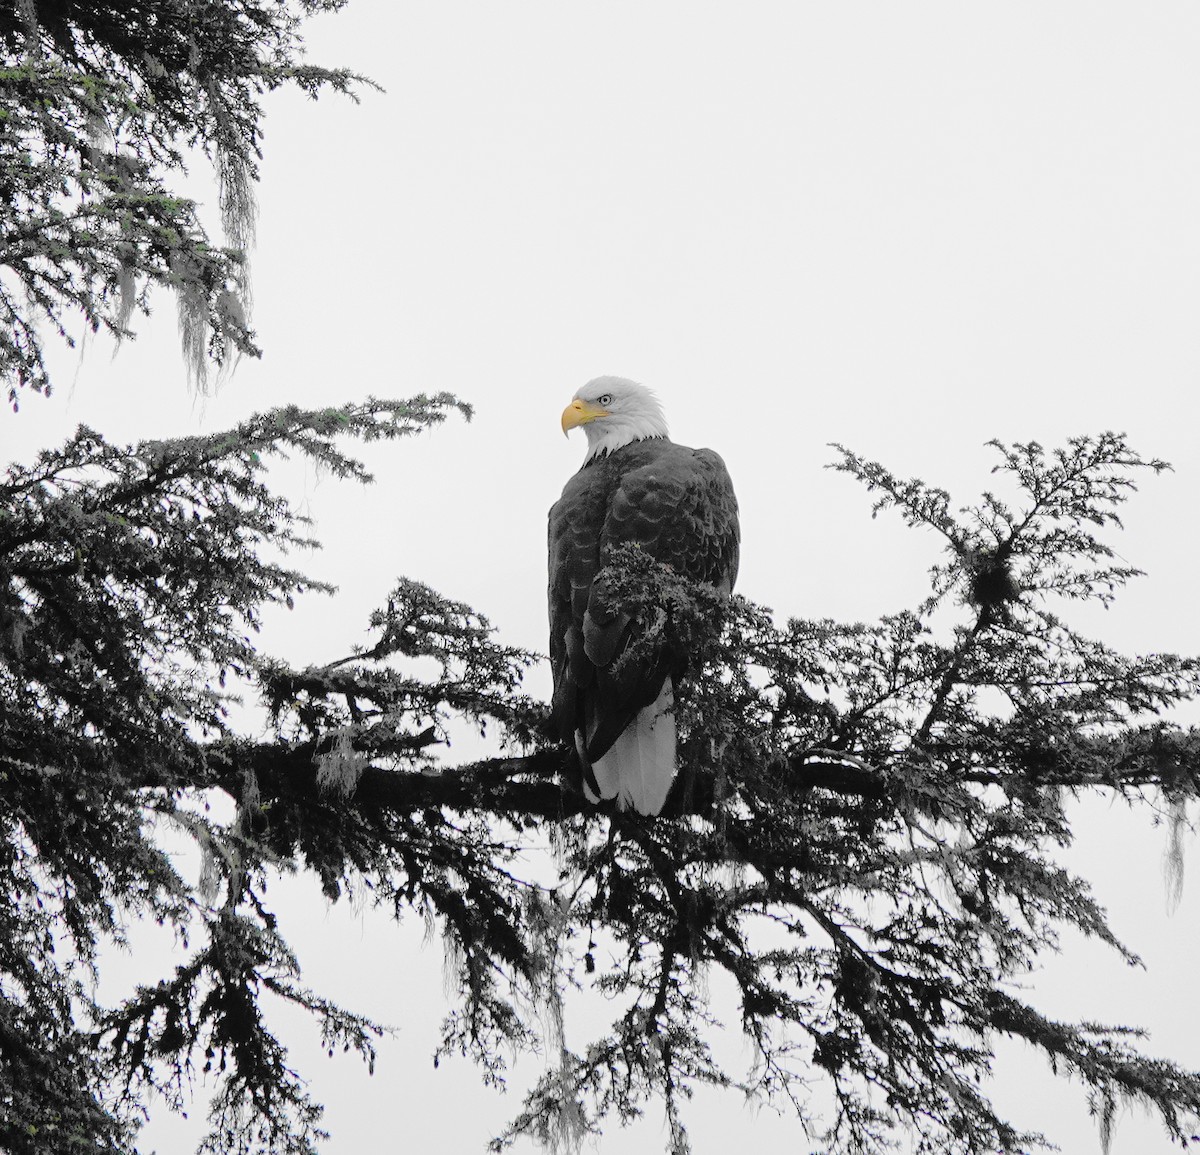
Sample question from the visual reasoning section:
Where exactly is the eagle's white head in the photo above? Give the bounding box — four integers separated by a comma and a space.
561, 376, 669, 462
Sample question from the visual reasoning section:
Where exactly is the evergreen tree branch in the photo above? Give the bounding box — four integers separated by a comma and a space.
5, 415, 1200, 1154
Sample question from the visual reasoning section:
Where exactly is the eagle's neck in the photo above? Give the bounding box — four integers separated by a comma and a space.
582, 411, 669, 463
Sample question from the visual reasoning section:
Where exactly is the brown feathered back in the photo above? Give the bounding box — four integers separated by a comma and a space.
547, 437, 740, 768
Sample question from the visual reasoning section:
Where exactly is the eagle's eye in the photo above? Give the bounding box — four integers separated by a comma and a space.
597, 394, 613, 407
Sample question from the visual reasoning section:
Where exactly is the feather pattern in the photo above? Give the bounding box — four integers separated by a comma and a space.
549, 378, 739, 815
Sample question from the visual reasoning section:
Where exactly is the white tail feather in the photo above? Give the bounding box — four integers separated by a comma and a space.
584, 679, 676, 815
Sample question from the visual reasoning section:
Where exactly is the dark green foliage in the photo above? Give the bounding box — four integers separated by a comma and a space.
0, 396, 518, 1154
5, 410, 1200, 1154
0, 0, 367, 405
6, 8, 1200, 1152
486, 435, 1200, 1155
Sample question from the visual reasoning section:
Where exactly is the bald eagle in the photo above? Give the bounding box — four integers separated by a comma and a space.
548, 377, 740, 815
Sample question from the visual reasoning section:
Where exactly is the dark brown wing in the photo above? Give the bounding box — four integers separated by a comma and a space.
548, 438, 739, 762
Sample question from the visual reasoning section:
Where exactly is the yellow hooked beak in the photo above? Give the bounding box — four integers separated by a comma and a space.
561, 398, 610, 436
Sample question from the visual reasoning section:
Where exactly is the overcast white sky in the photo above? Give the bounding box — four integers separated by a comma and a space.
7, 2, 1200, 1152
